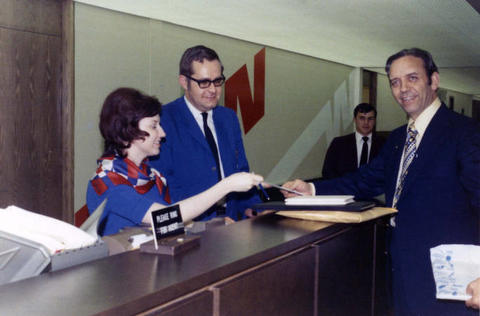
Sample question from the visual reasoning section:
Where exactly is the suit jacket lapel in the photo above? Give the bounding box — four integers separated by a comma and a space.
386, 128, 406, 202
212, 107, 228, 164
349, 133, 358, 168
399, 105, 450, 198
177, 98, 211, 151
371, 134, 382, 157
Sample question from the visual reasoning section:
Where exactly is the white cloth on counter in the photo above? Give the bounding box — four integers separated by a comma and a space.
0, 205, 97, 255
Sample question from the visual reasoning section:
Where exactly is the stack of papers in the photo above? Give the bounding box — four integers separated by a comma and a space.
285, 195, 354, 206
0, 205, 98, 255
430, 244, 480, 301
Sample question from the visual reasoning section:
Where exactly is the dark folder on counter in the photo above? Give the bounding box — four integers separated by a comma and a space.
253, 200, 376, 212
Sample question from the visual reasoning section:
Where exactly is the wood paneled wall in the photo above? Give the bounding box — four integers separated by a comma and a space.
0, 0, 74, 222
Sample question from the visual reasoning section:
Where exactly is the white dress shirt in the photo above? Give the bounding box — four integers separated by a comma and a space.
184, 96, 225, 178
393, 97, 441, 201
355, 132, 372, 167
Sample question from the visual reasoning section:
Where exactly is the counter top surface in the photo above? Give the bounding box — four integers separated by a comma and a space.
0, 213, 345, 316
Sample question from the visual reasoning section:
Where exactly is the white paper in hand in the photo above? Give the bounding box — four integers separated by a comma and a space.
430, 244, 480, 301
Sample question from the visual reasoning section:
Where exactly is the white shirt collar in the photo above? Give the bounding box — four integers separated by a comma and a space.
184, 96, 214, 133
184, 96, 213, 118
355, 131, 372, 143
407, 97, 441, 145
183, 97, 224, 178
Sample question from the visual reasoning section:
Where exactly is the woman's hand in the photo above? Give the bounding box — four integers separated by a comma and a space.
173, 172, 263, 223
222, 172, 264, 192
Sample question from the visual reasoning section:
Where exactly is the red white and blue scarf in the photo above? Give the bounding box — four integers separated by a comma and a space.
90, 155, 171, 204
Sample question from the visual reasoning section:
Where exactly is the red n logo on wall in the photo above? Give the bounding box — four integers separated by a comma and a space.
225, 48, 265, 134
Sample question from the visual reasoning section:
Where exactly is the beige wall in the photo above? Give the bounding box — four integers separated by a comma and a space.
74, 3, 362, 209
374, 72, 475, 134
74, 3, 479, 211
74, 4, 479, 211
442, 90, 473, 117
375, 73, 408, 131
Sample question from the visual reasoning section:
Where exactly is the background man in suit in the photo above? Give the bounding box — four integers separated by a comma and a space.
150, 45, 260, 221
322, 103, 386, 179
282, 48, 480, 315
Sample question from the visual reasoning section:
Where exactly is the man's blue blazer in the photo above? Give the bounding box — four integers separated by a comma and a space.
314, 104, 480, 315
150, 96, 260, 221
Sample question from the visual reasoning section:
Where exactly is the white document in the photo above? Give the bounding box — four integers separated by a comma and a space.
129, 234, 154, 249
285, 195, 354, 206
430, 244, 480, 301
0, 205, 98, 255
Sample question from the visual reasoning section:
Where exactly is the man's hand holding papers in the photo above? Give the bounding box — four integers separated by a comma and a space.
466, 278, 480, 309
430, 244, 480, 308
279, 179, 313, 198
262, 182, 304, 197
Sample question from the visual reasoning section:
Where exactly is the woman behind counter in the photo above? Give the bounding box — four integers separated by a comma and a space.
87, 88, 263, 236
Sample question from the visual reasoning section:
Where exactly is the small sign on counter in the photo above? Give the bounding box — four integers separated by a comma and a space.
141, 204, 199, 255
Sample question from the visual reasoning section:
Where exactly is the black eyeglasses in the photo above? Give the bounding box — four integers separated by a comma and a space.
184, 74, 225, 89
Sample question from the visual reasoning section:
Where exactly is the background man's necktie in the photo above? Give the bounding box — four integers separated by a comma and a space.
359, 136, 369, 166
202, 112, 222, 181
392, 124, 418, 208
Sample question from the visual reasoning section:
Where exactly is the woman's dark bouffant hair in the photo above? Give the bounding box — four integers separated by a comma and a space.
100, 87, 162, 157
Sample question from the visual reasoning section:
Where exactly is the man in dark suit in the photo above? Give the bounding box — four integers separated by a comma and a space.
150, 45, 260, 221
282, 48, 480, 315
322, 103, 386, 179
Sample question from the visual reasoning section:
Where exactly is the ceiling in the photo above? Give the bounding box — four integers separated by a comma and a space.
75, 0, 480, 98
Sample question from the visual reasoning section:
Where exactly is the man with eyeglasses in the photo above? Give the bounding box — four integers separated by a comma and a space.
150, 45, 261, 222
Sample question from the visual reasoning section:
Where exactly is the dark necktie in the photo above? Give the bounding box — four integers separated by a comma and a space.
201, 112, 222, 181
359, 136, 369, 166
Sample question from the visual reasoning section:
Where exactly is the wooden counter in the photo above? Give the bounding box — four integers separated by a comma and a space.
0, 212, 390, 316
